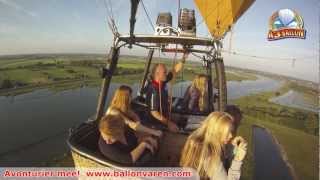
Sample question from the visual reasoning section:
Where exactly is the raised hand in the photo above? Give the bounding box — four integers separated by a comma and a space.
232, 136, 247, 161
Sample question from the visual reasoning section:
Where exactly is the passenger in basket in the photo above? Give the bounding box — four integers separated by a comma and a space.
106, 85, 162, 138
223, 105, 243, 170
225, 105, 242, 134
182, 74, 208, 112
180, 112, 247, 180
98, 115, 158, 165
145, 60, 185, 132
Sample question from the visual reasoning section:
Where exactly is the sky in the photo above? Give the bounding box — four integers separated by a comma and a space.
0, 0, 319, 82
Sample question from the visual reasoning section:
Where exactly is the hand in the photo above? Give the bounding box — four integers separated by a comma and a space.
152, 130, 163, 138
168, 121, 179, 133
231, 136, 245, 147
142, 141, 154, 154
106, 108, 119, 115
174, 62, 184, 74
232, 136, 247, 161
143, 136, 158, 149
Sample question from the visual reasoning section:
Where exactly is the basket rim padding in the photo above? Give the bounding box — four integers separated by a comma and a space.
66, 121, 133, 169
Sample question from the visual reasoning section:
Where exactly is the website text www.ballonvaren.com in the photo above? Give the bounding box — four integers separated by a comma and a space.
1, 168, 196, 179
86, 170, 192, 177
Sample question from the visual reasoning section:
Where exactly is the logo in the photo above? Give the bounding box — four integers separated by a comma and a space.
268, 9, 306, 41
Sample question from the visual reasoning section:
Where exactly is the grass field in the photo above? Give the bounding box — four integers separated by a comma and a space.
231, 85, 318, 136
0, 55, 257, 95
233, 85, 318, 180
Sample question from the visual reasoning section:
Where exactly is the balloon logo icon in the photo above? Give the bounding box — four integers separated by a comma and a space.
278, 9, 295, 26
268, 9, 306, 40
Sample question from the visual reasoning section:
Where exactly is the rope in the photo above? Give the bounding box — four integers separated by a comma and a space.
223, 50, 317, 61
103, 0, 119, 38
157, 49, 164, 123
191, 52, 204, 60
141, 0, 155, 31
103, 0, 116, 23
178, 0, 181, 18
102, 0, 112, 19
228, 25, 234, 52
180, 57, 185, 96
107, 0, 114, 19
168, 44, 179, 121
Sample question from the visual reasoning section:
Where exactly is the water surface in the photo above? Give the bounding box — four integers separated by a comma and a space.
270, 90, 318, 113
0, 76, 284, 166
253, 126, 294, 180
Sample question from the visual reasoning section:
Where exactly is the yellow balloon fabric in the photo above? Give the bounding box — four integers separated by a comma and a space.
194, 0, 255, 39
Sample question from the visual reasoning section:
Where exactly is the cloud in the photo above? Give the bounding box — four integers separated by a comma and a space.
0, 0, 37, 17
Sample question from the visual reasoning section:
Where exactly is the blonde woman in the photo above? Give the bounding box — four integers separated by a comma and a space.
183, 74, 208, 112
180, 112, 247, 180
99, 115, 157, 164
106, 85, 162, 137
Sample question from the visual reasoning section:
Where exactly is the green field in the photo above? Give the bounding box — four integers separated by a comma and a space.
233, 85, 318, 180
231, 83, 318, 136
0, 54, 257, 95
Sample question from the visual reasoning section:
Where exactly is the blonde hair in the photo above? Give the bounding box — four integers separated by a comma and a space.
180, 112, 234, 178
99, 115, 125, 140
191, 74, 208, 111
110, 85, 132, 114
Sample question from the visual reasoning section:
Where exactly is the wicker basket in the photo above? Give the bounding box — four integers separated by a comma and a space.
71, 150, 107, 168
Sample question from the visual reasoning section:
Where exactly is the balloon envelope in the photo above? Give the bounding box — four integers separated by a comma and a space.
194, 0, 255, 39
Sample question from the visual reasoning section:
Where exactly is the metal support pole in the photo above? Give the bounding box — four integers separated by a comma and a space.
206, 57, 214, 111
214, 57, 227, 111
129, 0, 140, 47
95, 47, 120, 121
138, 49, 154, 96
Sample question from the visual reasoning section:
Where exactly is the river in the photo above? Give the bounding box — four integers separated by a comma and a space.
253, 126, 294, 180
0, 76, 288, 166
270, 90, 318, 113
